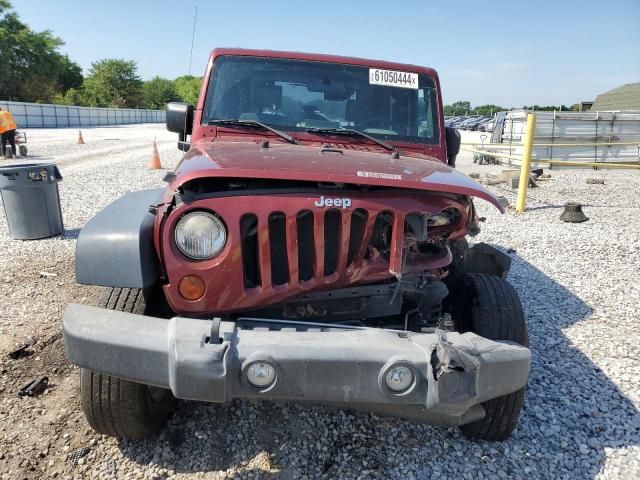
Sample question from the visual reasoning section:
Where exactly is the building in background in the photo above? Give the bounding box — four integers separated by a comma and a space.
590, 83, 640, 111
577, 101, 593, 111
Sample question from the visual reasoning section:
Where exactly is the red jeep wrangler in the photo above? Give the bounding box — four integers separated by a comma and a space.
63, 49, 530, 441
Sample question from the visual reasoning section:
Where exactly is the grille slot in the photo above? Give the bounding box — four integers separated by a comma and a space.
323, 209, 342, 276
240, 214, 260, 288
268, 212, 289, 285
347, 208, 368, 266
366, 211, 394, 261
296, 210, 315, 282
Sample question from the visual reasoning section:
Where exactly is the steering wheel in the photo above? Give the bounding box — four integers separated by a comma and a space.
355, 118, 391, 131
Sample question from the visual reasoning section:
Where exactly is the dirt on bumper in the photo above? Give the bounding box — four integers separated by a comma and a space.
62, 304, 531, 426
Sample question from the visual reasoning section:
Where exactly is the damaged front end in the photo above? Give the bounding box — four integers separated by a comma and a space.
63, 305, 531, 425
157, 181, 484, 318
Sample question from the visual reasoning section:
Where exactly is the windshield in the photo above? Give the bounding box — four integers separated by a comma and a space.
203, 55, 440, 145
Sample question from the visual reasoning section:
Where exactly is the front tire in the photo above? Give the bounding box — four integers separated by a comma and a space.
80, 287, 176, 439
453, 273, 529, 441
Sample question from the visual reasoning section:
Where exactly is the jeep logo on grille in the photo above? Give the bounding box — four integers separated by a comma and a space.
314, 196, 352, 209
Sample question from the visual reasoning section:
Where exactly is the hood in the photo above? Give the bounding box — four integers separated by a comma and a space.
171, 139, 504, 212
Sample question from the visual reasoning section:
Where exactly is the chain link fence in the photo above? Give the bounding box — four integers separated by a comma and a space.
0, 101, 165, 128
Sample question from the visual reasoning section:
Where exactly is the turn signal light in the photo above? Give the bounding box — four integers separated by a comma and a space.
179, 275, 205, 300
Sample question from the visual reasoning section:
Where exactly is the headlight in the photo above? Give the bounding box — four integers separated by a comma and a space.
175, 211, 226, 259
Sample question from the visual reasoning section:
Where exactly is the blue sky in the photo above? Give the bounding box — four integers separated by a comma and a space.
10, 0, 640, 107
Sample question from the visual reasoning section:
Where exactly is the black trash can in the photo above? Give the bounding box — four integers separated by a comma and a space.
0, 163, 64, 240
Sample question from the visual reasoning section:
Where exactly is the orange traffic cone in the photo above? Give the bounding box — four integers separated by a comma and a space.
77, 130, 85, 145
149, 141, 162, 169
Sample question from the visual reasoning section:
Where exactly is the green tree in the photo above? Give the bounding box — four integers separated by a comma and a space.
52, 87, 84, 106
56, 55, 83, 92
471, 104, 505, 116
143, 76, 178, 109
444, 101, 472, 116
174, 75, 202, 105
0, 0, 83, 102
82, 59, 143, 107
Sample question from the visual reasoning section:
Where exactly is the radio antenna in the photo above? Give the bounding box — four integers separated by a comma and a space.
188, 5, 198, 76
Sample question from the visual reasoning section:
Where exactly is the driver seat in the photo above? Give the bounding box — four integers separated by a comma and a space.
347, 91, 391, 130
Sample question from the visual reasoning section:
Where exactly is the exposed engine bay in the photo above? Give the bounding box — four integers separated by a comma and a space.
246, 238, 512, 333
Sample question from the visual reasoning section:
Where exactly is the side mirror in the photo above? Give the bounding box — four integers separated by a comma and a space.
166, 102, 194, 151
445, 126, 461, 167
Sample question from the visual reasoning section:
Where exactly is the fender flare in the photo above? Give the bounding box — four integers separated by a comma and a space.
75, 188, 164, 288
463, 243, 511, 278
449, 241, 512, 280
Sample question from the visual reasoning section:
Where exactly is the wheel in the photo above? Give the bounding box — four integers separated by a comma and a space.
452, 273, 528, 441
80, 287, 176, 439
18, 145, 27, 156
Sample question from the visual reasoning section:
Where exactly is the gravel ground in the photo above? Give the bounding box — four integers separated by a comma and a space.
0, 125, 638, 479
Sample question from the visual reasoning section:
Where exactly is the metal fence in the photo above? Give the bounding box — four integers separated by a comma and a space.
0, 101, 165, 128
497, 110, 640, 167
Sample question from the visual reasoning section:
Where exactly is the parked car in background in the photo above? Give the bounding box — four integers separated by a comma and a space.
457, 116, 483, 130
477, 119, 495, 132
466, 117, 488, 131
444, 116, 463, 128
472, 117, 494, 131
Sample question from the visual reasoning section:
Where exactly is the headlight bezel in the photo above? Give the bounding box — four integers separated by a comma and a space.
174, 210, 227, 260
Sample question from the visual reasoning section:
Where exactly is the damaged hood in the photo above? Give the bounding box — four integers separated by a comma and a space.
171, 139, 504, 211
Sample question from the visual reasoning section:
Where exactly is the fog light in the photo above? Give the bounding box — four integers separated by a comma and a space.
384, 364, 414, 393
246, 362, 276, 388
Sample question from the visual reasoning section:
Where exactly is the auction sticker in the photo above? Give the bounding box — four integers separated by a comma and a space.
369, 68, 418, 89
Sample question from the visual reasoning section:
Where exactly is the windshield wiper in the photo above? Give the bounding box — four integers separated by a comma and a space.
207, 119, 298, 145
305, 128, 395, 152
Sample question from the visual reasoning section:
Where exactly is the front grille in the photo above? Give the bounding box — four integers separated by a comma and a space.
165, 192, 468, 314
240, 208, 393, 289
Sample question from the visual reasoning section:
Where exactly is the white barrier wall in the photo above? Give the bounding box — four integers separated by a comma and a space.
0, 101, 165, 128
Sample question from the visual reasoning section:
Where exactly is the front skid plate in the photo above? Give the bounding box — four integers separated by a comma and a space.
62, 304, 531, 425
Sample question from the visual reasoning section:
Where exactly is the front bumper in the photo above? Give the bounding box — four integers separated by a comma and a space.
62, 304, 531, 426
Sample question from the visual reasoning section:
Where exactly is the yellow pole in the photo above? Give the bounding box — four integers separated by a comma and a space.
515, 113, 537, 213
